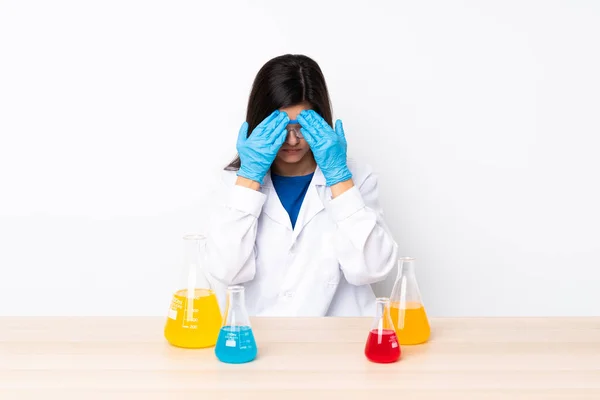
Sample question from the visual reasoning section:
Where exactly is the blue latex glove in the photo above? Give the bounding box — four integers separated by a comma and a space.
237, 110, 289, 184
297, 110, 352, 186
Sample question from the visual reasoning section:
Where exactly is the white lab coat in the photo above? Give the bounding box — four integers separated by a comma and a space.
204, 159, 398, 317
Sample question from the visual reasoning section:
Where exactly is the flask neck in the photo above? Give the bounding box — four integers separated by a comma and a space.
183, 234, 205, 266
224, 285, 250, 327
397, 257, 416, 278
375, 298, 387, 319
180, 234, 212, 294
227, 287, 245, 308
374, 297, 394, 331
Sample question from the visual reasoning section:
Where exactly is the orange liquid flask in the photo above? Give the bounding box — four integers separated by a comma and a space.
164, 234, 222, 348
364, 297, 401, 363
389, 257, 431, 345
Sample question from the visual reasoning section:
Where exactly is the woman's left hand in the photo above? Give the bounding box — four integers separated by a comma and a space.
297, 110, 353, 187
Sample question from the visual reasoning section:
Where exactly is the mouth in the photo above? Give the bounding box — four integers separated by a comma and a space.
282, 149, 302, 154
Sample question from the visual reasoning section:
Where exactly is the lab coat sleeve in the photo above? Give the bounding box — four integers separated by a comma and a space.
327, 171, 399, 286
205, 181, 266, 285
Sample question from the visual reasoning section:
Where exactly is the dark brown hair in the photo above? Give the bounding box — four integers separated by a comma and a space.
225, 54, 333, 170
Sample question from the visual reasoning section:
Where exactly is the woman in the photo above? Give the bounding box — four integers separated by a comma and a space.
205, 54, 398, 316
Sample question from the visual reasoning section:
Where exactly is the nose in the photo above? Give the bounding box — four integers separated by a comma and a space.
285, 129, 299, 145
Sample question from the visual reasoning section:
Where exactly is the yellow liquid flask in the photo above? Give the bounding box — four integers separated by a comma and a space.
389, 257, 431, 345
164, 234, 222, 348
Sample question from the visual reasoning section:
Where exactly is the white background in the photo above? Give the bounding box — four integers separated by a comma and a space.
1, 0, 599, 316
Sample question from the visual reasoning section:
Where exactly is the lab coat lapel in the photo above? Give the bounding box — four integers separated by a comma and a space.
261, 172, 292, 230
292, 167, 326, 241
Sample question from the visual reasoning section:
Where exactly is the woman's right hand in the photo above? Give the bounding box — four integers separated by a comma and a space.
236, 110, 289, 184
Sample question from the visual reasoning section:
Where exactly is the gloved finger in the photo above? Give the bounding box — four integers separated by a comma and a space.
306, 110, 328, 127
297, 111, 321, 141
299, 127, 318, 149
306, 110, 337, 140
253, 110, 281, 136
305, 110, 328, 127
259, 112, 288, 140
334, 119, 345, 139
237, 121, 249, 148
266, 113, 290, 143
300, 109, 321, 128
316, 114, 336, 136
272, 123, 289, 150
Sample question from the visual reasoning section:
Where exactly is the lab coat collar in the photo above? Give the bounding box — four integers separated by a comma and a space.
261, 166, 325, 189
312, 166, 326, 186
292, 174, 325, 241
261, 166, 326, 233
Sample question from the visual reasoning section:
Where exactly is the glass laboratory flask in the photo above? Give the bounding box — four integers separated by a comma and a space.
215, 285, 258, 364
389, 257, 431, 345
364, 297, 401, 363
164, 234, 222, 348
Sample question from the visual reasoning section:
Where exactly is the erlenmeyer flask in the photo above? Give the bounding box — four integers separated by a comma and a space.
364, 297, 401, 363
164, 234, 222, 348
215, 285, 257, 364
389, 257, 431, 345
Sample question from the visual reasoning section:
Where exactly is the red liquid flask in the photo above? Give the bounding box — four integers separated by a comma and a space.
364, 297, 401, 363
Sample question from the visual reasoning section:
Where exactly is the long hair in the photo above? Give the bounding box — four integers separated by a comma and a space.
225, 54, 333, 170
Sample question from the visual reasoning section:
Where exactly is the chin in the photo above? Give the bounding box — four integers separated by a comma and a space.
280, 156, 304, 164
278, 152, 306, 163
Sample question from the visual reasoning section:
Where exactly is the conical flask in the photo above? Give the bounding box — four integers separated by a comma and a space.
215, 285, 258, 363
164, 234, 222, 348
389, 257, 431, 345
364, 297, 401, 363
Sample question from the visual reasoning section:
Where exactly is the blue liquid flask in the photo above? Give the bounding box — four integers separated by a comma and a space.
215, 285, 257, 364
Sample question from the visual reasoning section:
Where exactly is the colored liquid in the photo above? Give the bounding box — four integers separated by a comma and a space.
390, 302, 431, 345
215, 326, 257, 364
164, 288, 222, 348
364, 329, 401, 363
